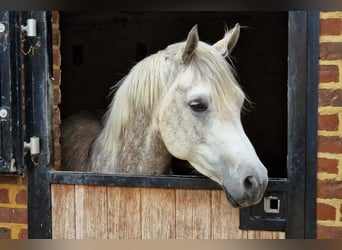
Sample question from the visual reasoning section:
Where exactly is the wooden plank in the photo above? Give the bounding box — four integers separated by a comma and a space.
141, 188, 176, 239
75, 185, 108, 239
51, 184, 76, 239
211, 190, 248, 239
107, 187, 142, 239
175, 189, 211, 239
247, 230, 286, 239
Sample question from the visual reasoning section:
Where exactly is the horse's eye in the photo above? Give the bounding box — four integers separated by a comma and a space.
189, 100, 208, 112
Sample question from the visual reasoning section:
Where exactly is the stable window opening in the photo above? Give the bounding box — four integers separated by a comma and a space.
58, 11, 288, 179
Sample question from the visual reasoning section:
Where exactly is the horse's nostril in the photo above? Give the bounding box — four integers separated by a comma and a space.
244, 176, 257, 191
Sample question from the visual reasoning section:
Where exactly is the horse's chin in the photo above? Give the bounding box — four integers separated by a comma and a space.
222, 185, 241, 208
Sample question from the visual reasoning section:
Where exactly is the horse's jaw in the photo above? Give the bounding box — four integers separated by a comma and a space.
221, 185, 241, 208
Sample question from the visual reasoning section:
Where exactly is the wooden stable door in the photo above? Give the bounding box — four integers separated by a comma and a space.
51, 184, 285, 239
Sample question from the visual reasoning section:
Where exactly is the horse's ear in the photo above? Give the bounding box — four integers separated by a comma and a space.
182, 25, 199, 63
213, 23, 240, 57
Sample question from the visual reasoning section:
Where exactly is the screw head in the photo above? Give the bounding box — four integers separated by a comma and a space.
0, 109, 8, 118
0, 23, 5, 33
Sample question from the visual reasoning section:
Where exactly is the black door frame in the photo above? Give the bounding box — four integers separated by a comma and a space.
25, 11, 318, 239
239, 11, 318, 238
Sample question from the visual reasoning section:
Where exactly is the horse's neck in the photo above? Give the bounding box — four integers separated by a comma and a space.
91, 111, 172, 174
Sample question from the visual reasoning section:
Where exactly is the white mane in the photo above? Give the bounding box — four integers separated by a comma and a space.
96, 40, 245, 153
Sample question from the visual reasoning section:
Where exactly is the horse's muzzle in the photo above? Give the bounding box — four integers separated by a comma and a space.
222, 176, 268, 208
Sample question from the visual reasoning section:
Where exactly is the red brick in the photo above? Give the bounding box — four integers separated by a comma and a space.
54, 108, 61, 125
317, 203, 336, 220
0, 227, 11, 239
52, 29, 60, 47
318, 180, 342, 199
318, 114, 339, 131
0, 176, 20, 185
332, 89, 342, 106
53, 69, 61, 86
18, 229, 28, 239
54, 142, 61, 162
53, 49, 61, 66
0, 207, 27, 224
52, 11, 59, 25
320, 18, 342, 36
319, 89, 334, 106
317, 225, 342, 239
320, 42, 342, 60
317, 158, 339, 174
318, 136, 342, 153
54, 88, 61, 105
0, 188, 9, 203
15, 189, 27, 205
54, 125, 61, 141
320, 65, 339, 83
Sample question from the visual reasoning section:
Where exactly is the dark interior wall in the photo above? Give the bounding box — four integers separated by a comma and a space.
59, 12, 288, 177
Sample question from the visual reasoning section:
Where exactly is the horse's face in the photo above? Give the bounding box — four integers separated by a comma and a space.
158, 25, 268, 208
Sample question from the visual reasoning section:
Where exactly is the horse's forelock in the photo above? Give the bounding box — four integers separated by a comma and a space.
188, 42, 246, 115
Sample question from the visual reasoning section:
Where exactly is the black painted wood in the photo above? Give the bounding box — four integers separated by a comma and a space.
304, 11, 319, 240
50, 170, 222, 189
0, 11, 23, 174
286, 11, 318, 239
25, 11, 54, 239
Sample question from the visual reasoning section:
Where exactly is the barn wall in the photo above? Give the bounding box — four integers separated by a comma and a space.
317, 11, 342, 239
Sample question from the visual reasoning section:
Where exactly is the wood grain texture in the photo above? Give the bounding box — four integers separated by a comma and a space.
51, 184, 286, 239
107, 187, 141, 239
176, 189, 212, 239
75, 185, 108, 239
141, 188, 176, 239
51, 184, 76, 239
247, 230, 286, 239
211, 190, 248, 239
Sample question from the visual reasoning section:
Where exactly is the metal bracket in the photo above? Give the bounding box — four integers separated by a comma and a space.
21, 18, 37, 37
24, 136, 40, 166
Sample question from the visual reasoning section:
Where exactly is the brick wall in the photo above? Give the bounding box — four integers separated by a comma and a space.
52, 11, 62, 171
0, 11, 61, 239
0, 177, 27, 239
317, 11, 342, 239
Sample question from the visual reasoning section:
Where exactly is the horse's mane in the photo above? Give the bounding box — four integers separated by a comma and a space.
97, 40, 245, 152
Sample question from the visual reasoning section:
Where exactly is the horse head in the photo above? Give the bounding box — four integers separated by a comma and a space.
157, 24, 268, 207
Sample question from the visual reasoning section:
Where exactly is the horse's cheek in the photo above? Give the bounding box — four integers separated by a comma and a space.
159, 103, 191, 159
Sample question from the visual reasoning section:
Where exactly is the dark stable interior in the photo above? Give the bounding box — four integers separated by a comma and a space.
59, 12, 288, 178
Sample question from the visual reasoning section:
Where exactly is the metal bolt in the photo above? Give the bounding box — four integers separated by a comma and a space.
0, 109, 8, 119
0, 23, 5, 33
